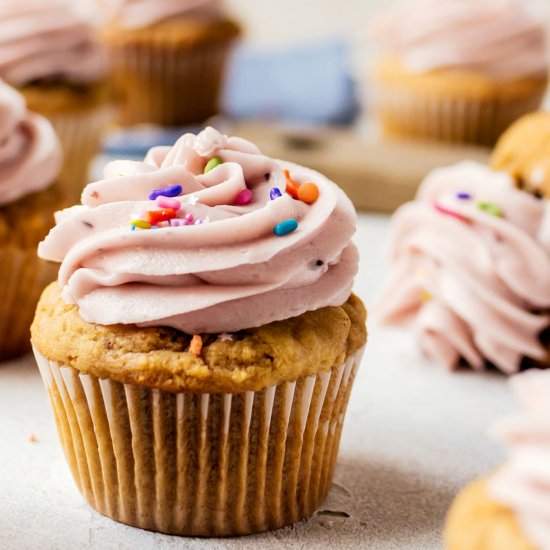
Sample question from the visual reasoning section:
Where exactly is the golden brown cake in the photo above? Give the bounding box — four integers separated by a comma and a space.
445, 478, 536, 550
491, 111, 550, 198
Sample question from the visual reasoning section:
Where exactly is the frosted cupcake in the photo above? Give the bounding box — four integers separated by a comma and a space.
0, 80, 63, 361
32, 127, 367, 535
370, 0, 548, 146
376, 161, 550, 374
0, 0, 110, 200
100, 0, 240, 126
446, 369, 550, 550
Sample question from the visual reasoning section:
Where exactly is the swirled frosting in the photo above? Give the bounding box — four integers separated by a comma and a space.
370, 0, 548, 80
375, 161, 550, 374
100, 0, 223, 29
489, 369, 550, 549
0, 80, 61, 206
0, 0, 107, 86
38, 127, 358, 334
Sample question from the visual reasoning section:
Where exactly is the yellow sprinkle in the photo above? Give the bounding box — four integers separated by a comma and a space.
130, 219, 151, 230
420, 290, 432, 302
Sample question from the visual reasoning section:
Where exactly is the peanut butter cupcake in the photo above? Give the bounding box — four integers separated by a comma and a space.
0, 0, 110, 201
446, 369, 550, 550
32, 127, 367, 535
100, 0, 240, 126
370, 0, 548, 146
0, 80, 63, 361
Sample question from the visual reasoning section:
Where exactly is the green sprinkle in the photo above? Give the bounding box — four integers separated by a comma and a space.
476, 202, 502, 217
204, 156, 222, 173
130, 219, 151, 229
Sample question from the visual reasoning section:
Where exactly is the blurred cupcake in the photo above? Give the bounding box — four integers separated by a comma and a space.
375, 161, 550, 374
492, 111, 550, 197
446, 369, 550, 550
0, 0, 110, 201
0, 80, 63, 361
31, 127, 367, 535
100, 0, 240, 126
370, 0, 549, 146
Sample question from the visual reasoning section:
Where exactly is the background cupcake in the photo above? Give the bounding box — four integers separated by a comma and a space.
32, 127, 367, 535
100, 0, 241, 127
0, 80, 63, 361
369, 0, 549, 146
0, 0, 110, 201
375, 161, 550, 374
446, 369, 550, 550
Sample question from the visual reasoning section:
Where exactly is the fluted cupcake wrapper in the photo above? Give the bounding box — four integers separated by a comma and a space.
372, 82, 547, 146
0, 249, 57, 361
111, 41, 234, 127
33, 348, 364, 536
46, 105, 112, 203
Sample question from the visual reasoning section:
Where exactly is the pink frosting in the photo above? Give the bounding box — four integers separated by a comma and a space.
0, 0, 107, 86
0, 80, 61, 206
489, 369, 550, 549
38, 127, 358, 334
375, 162, 550, 374
371, 0, 548, 80
100, 0, 223, 28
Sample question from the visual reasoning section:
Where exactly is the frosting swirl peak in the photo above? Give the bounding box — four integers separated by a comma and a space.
375, 162, 550, 374
38, 127, 358, 334
0, 80, 61, 205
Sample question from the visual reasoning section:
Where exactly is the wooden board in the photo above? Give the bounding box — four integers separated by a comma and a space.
233, 121, 491, 213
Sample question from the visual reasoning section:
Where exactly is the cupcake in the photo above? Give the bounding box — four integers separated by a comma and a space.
446, 369, 550, 550
31, 127, 367, 535
100, 0, 241, 126
375, 161, 550, 374
492, 111, 550, 197
0, 0, 110, 201
369, 0, 549, 146
0, 80, 63, 361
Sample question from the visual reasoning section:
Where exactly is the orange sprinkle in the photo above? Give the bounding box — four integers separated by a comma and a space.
297, 182, 319, 204
190, 335, 203, 356
28, 433, 37, 443
284, 170, 299, 199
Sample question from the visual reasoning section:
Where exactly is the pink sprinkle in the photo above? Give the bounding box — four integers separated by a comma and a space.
433, 201, 469, 223
236, 189, 253, 205
170, 219, 189, 227
185, 213, 194, 223
156, 196, 181, 210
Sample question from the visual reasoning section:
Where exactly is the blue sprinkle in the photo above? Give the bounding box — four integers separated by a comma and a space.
148, 184, 183, 200
151, 226, 159, 230
274, 219, 298, 236
131, 225, 136, 231
456, 192, 472, 200
270, 187, 282, 200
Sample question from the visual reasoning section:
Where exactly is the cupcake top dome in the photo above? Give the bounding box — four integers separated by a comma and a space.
375, 161, 550, 374
0, 80, 61, 205
371, 0, 548, 80
0, 0, 107, 86
489, 369, 550, 549
38, 127, 359, 334
98, 0, 224, 28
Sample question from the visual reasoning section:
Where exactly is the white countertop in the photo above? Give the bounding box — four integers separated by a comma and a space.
0, 212, 514, 550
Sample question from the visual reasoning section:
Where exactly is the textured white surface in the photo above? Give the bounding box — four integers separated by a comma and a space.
0, 213, 515, 549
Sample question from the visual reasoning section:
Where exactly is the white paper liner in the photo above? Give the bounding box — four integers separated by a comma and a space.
372, 82, 546, 146
33, 347, 364, 536
110, 41, 233, 126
